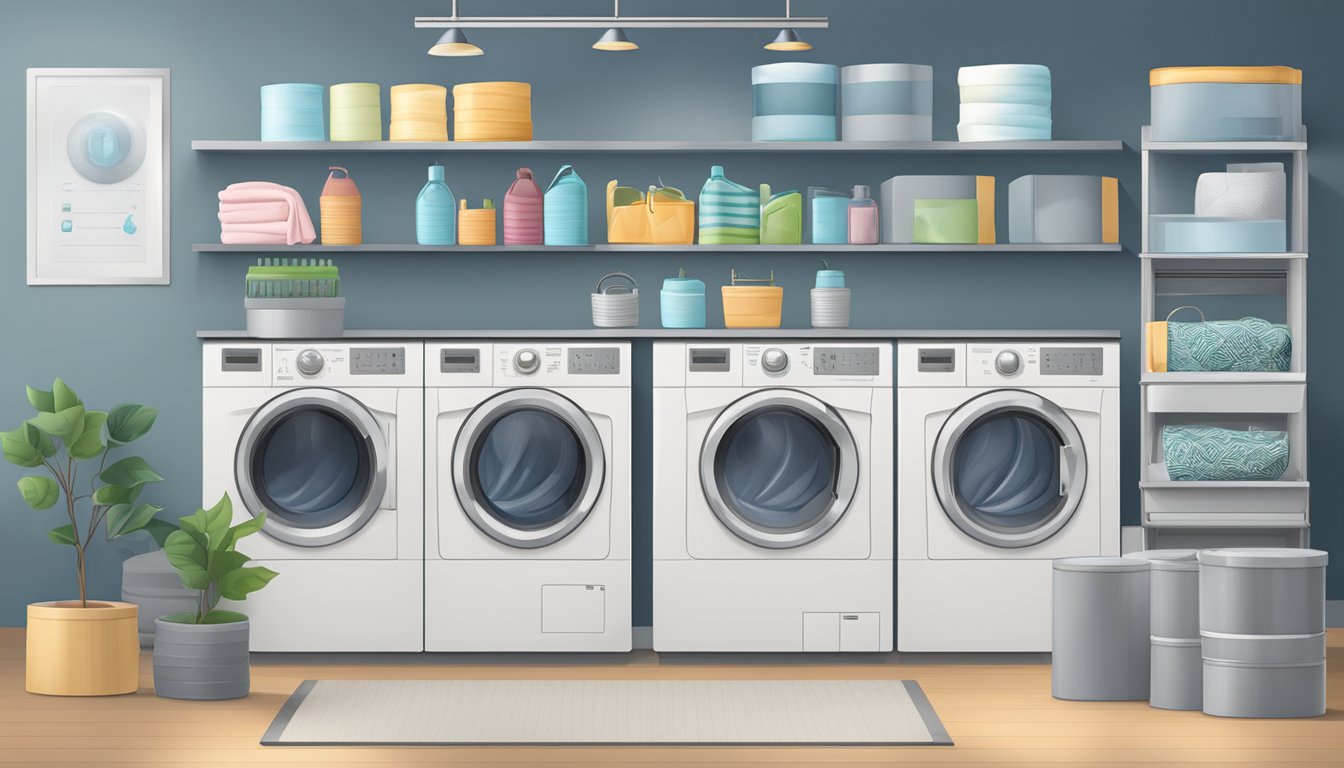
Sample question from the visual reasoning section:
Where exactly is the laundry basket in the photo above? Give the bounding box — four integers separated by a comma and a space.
591, 272, 639, 328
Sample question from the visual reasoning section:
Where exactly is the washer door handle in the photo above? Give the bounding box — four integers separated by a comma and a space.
1059, 445, 1071, 497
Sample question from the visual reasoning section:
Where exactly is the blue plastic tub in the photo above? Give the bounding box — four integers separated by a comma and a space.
260, 83, 324, 142
1150, 67, 1301, 142
752, 63, 839, 142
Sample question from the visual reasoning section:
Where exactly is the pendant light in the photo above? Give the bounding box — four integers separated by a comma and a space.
764, 0, 812, 51
428, 0, 484, 56
593, 1, 638, 51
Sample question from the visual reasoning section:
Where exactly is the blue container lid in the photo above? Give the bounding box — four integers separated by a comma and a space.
662, 276, 705, 293
816, 269, 845, 288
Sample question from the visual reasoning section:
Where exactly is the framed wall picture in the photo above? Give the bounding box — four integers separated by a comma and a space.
26, 68, 170, 285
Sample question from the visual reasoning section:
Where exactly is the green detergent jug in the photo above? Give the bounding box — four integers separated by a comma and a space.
760, 187, 803, 244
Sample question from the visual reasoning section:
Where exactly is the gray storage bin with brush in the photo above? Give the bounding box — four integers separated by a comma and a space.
245, 258, 345, 338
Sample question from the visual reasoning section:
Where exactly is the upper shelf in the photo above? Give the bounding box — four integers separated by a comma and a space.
191, 139, 1126, 153
1140, 125, 1307, 154
194, 243, 1123, 254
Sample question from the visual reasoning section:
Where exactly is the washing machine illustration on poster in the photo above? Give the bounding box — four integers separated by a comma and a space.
26, 68, 169, 284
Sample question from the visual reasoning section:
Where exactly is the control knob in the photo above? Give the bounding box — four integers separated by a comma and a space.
295, 349, 325, 377
513, 348, 541, 375
995, 350, 1022, 376
761, 347, 789, 373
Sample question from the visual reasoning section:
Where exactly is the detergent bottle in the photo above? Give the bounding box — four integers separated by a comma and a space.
416, 164, 456, 245
698, 165, 760, 244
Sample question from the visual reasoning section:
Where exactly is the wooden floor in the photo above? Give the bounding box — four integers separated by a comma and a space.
1, 629, 1340, 767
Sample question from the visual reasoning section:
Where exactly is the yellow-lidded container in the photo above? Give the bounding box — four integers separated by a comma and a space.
1149, 66, 1301, 142
722, 270, 783, 329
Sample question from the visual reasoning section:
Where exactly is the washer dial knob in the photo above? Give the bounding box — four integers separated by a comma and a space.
513, 348, 541, 375
995, 350, 1022, 376
761, 347, 789, 373
296, 349, 325, 377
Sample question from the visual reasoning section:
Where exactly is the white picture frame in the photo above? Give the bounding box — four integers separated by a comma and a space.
26, 68, 170, 285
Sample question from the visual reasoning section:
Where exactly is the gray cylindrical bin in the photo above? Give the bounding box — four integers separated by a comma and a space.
1130, 549, 1199, 638
1197, 548, 1328, 719
1198, 548, 1328, 635
1150, 636, 1203, 711
1052, 557, 1151, 701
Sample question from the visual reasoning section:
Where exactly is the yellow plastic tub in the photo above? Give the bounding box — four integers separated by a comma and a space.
722, 286, 784, 328
648, 194, 696, 245
459, 199, 497, 245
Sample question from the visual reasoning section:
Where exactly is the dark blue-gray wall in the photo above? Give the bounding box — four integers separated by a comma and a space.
2, 0, 1340, 626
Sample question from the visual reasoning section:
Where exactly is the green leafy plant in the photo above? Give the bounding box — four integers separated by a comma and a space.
2, 378, 169, 606
161, 494, 278, 624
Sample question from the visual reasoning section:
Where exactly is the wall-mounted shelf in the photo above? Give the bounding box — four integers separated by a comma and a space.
194, 242, 1123, 254
1141, 126, 1307, 154
1140, 372, 1306, 385
198, 328, 1124, 340
192, 139, 1126, 154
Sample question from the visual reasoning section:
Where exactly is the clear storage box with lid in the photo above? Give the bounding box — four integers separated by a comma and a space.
751, 62, 838, 141
1150, 66, 1302, 142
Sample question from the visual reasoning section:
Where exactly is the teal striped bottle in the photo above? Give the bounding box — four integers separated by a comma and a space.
698, 165, 761, 244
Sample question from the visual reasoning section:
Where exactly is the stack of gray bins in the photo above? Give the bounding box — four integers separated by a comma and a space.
1198, 548, 1328, 718
1131, 550, 1202, 710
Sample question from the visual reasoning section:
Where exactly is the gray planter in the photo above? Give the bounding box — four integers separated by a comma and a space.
153, 617, 251, 700
122, 550, 197, 648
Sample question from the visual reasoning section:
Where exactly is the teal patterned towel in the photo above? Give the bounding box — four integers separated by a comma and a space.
1163, 425, 1289, 481
1168, 317, 1291, 372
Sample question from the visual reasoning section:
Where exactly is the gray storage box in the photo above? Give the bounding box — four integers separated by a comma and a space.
1008, 175, 1116, 244
1202, 659, 1325, 718
840, 63, 933, 142
1198, 548, 1327, 635
879, 175, 983, 244
1150, 636, 1202, 711
245, 297, 346, 339
1052, 557, 1151, 701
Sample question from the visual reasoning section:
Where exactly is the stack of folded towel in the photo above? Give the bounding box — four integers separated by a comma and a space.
218, 182, 316, 245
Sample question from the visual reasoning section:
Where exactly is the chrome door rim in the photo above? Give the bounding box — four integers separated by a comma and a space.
234, 388, 388, 548
452, 388, 606, 549
699, 389, 859, 549
931, 389, 1087, 548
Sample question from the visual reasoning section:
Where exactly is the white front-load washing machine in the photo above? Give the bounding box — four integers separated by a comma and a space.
897, 340, 1120, 652
653, 342, 893, 652
425, 342, 631, 652
202, 342, 423, 652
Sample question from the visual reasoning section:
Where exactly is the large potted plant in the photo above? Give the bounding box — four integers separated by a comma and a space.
2, 379, 166, 696
155, 494, 277, 700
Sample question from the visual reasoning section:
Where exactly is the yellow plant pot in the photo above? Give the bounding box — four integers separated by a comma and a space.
26, 601, 139, 696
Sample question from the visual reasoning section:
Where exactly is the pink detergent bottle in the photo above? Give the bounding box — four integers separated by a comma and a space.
503, 167, 544, 245
848, 184, 879, 244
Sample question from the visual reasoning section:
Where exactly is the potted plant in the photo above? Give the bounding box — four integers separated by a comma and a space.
2, 378, 166, 696
155, 493, 277, 700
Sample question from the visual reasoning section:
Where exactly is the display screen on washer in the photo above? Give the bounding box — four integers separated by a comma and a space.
252, 409, 372, 529
1040, 347, 1103, 376
472, 409, 587, 529
814, 346, 880, 375
713, 408, 838, 531
440, 348, 480, 373
568, 347, 620, 374
351, 347, 405, 374
689, 347, 730, 372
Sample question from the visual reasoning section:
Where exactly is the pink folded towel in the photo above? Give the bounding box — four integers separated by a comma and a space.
220, 220, 291, 236
219, 204, 292, 224
217, 182, 316, 244
220, 231, 289, 245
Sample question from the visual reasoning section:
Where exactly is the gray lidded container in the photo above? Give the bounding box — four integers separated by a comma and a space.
840, 63, 933, 142
1128, 549, 1199, 638
1008, 175, 1107, 244
245, 297, 345, 339
1052, 557, 1151, 701
1198, 548, 1328, 635
153, 618, 251, 700
1150, 636, 1202, 711
879, 175, 979, 244
122, 550, 198, 648
1203, 658, 1325, 718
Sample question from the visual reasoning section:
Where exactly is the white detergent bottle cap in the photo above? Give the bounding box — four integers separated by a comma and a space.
852, 184, 870, 199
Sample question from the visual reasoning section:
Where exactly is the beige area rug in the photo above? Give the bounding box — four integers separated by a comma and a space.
262, 679, 952, 746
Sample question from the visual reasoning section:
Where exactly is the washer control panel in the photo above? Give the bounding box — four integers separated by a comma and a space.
351, 347, 405, 375
568, 347, 621, 374
964, 343, 1116, 387
814, 346, 881, 376
481, 343, 631, 387
738, 343, 891, 386
1041, 346, 1104, 376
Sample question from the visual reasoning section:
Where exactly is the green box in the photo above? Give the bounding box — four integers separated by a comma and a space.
913, 198, 979, 244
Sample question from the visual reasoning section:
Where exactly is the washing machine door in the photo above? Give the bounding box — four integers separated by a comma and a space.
453, 388, 606, 549
700, 389, 859, 549
235, 388, 388, 547
932, 389, 1087, 549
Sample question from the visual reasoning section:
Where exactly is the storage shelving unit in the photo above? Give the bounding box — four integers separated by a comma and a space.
1139, 126, 1309, 549
194, 243, 1122, 255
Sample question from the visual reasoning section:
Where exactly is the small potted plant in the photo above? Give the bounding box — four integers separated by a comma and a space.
155, 493, 277, 700
2, 379, 167, 696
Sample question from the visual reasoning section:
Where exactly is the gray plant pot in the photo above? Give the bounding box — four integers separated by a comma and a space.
152, 617, 251, 700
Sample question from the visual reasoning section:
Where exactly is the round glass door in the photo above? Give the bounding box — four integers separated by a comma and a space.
932, 389, 1086, 548
235, 389, 387, 547
453, 389, 605, 549
700, 389, 858, 549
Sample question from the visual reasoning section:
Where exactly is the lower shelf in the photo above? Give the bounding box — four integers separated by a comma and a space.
1141, 479, 1309, 526
193, 243, 1123, 254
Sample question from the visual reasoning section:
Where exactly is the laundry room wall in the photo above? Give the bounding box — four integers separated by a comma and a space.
1, 0, 1341, 626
